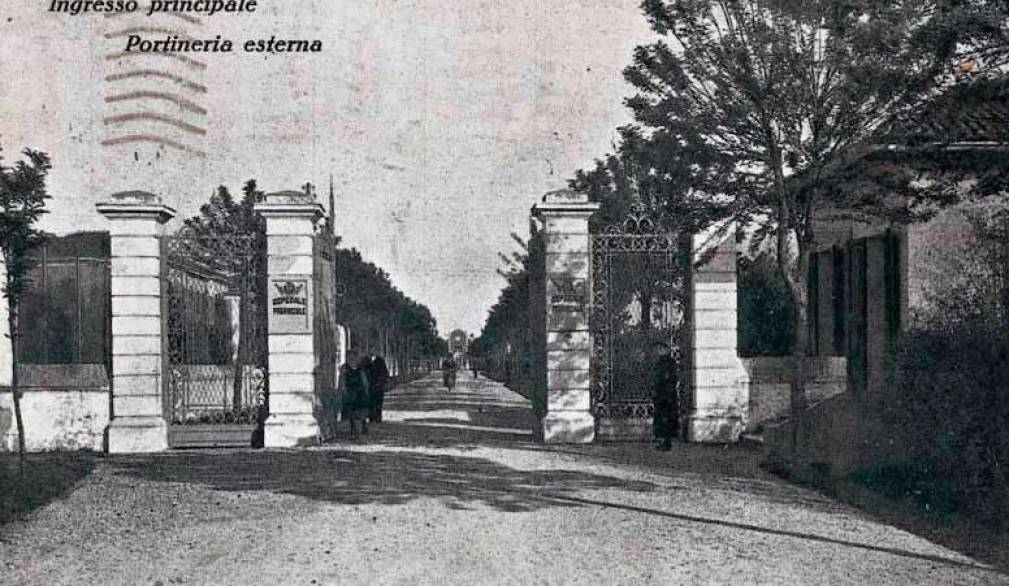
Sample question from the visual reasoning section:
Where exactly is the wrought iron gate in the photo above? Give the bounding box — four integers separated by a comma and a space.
590, 205, 685, 438
162, 229, 268, 448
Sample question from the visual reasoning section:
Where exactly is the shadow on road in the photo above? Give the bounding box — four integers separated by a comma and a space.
341, 372, 542, 449
108, 449, 658, 513
104, 448, 1006, 577
1, 452, 98, 527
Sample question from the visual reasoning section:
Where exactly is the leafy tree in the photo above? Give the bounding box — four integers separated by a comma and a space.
621, 0, 1005, 448
473, 229, 545, 405
334, 247, 444, 369
0, 147, 51, 474
738, 251, 793, 356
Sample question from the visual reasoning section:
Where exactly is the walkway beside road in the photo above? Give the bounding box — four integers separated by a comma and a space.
1, 373, 1005, 585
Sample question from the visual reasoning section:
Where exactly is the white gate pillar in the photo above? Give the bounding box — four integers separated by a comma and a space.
532, 190, 600, 443
687, 224, 749, 443
255, 191, 326, 447
96, 191, 176, 453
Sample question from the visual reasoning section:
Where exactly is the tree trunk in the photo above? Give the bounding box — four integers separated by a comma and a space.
779, 236, 812, 454
9, 301, 25, 477
789, 258, 811, 453
771, 146, 811, 455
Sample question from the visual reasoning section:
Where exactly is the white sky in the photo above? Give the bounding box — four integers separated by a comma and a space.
0, 0, 655, 335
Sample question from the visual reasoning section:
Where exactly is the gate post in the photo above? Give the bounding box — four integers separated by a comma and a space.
255, 191, 326, 447
96, 191, 176, 453
532, 190, 600, 443
686, 224, 749, 443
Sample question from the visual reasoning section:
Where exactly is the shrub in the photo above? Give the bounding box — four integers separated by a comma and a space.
881, 202, 1009, 525
738, 252, 793, 356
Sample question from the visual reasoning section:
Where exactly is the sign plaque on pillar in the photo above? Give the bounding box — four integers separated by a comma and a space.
547, 276, 587, 313
270, 278, 311, 332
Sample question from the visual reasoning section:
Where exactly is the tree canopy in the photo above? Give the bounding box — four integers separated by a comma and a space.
334, 247, 446, 360
182, 182, 446, 362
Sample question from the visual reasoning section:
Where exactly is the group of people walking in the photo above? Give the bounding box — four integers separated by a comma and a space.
337, 353, 390, 437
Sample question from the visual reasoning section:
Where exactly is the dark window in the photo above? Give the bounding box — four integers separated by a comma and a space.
832, 247, 846, 353
808, 252, 819, 355
883, 231, 901, 394
849, 241, 868, 397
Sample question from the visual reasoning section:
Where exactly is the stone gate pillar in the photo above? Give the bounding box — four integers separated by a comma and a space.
96, 191, 176, 453
687, 224, 749, 443
532, 190, 600, 443
255, 191, 326, 447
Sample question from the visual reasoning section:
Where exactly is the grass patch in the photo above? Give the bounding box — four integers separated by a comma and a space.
851, 456, 959, 516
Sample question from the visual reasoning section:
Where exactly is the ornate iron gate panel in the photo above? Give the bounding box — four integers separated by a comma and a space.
590, 207, 685, 438
162, 230, 268, 448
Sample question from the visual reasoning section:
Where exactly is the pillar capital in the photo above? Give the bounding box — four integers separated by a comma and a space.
532, 189, 600, 220
96, 191, 176, 224
255, 191, 326, 223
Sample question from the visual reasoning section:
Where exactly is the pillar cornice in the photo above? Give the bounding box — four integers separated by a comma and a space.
255, 191, 326, 223
532, 189, 600, 219
96, 191, 176, 224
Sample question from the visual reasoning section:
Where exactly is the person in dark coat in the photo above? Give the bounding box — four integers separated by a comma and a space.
441, 355, 458, 390
341, 358, 371, 437
652, 342, 680, 451
362, 354, 390, 423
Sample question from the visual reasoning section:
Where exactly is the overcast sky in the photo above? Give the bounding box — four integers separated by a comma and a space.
0, 0, 655, 335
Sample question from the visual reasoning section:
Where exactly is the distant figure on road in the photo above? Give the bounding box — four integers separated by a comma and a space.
652, 342, 680, 451
341, 358, 371, 437
469, 355, 479, 379
362, 354, 390, 423
442, 355, 458, 390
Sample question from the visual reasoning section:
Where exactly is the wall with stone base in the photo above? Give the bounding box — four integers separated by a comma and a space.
0, 365, 110, 452
744, 356, 848, 431
764, 391, 858, 477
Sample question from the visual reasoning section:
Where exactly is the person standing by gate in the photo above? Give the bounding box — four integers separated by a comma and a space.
652, 341, 680, 451
341, 356, 371, 437
363, 354, 390, 423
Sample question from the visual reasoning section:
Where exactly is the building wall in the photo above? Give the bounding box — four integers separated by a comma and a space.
810, 205, 976, 403
0, 365, 110, 452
